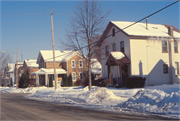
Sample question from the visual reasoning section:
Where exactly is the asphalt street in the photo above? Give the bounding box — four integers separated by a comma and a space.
0, 93, 174, 120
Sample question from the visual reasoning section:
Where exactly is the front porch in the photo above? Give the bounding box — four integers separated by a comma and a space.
106, 52, 130, 86
30, 68, 67, 87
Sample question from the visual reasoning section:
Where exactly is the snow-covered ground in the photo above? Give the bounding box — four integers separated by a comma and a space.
0, 83, 179, 119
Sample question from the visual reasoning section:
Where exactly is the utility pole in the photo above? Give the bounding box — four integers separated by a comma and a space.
16, 48, 18, 89
51, 10, 57, 90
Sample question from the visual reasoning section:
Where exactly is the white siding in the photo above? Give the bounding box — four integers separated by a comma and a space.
130, 38, 180, 86
101, 26, 130, 79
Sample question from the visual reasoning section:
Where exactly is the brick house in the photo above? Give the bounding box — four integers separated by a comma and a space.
31, 50, 87, 86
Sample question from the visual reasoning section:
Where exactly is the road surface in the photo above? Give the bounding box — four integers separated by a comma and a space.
1, 93, 172, 120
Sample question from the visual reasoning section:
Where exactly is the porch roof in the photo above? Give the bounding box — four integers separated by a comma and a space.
106, 52, 130, 66
30, 68, 67, 75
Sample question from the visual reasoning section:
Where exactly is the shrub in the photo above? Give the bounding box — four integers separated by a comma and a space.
68, 73, 73, 86
62, 74, 68, 86
19, 74, 30, 88
126, 76, 146, 88
49, 77, 53, 87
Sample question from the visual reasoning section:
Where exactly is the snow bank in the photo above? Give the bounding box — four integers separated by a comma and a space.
117, 89, 180, 117
77, 87, 121, 103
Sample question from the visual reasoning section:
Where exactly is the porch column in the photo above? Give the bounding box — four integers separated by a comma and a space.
45, 74, 48, 86
108, 65, 111, 85
118, 65, 120, 85
36, 74, 39, 86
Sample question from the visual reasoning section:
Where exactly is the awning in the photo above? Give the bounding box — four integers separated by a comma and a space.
30, 68, 67, 75
106, 52, 130, 66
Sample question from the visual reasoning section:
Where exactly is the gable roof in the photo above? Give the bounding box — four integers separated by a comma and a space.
37, 50, 84, 63
24, 59, 39, 68
100, 21, 180, 41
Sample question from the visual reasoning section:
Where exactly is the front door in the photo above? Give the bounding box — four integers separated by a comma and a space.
121, 65, 128, 83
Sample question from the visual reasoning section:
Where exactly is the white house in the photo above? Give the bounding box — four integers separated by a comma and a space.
100, 21, 180, 86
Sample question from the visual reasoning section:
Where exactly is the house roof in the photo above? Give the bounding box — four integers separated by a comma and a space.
37, 50, 84, 63
91, 58, 102, 74
30, 68, 66, 75
7, 63, 15, 72
24, 59, 39, 68
111, 21, 180, 38
106, 52, 130, 66
100, 21, 180, 41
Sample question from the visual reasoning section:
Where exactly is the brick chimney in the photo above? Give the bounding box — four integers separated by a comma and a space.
168, 26, 173, 37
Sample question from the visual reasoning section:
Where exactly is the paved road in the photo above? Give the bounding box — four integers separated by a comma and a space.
0, 93, 173, 120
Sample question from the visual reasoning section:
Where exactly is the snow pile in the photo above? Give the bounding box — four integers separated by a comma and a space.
118, 89, 180, 116
78, 87, 121, 103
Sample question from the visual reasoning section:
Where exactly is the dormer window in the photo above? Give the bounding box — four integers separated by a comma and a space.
112, 28, 115, 37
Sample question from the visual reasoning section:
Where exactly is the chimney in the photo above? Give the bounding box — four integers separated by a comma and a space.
168, 26, 173, 37
146, 18, 148, 30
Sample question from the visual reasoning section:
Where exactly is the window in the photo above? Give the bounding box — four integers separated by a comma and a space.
79, 72, 83, 79
162, 41, 168, 52
44, 62, 46, 68
72, 72, 76, 81
175, 62, 179, 75
120, 41, 124, 53
174, 40, 178, 53
113, 43, 116, 51
71, 60, 75, 68
163, 64, 168, 74
112, 28, 115, 37
105, 45, 109, 57
79, 60, 83, 68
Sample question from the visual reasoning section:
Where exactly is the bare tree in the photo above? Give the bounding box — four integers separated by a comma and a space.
63, 0, 110, 90
0, 53, 10, 85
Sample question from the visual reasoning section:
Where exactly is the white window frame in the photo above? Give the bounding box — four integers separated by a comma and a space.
71, 60, 75, 68
79, 72, 83, 79
72, 72, 76, 81
79, 60, 83, 68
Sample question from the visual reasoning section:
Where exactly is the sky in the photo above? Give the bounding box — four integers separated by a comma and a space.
0, 0, 179, 63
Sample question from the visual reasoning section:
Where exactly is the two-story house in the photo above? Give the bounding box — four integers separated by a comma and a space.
31, 50, 87, 86
100, 21, 180, 86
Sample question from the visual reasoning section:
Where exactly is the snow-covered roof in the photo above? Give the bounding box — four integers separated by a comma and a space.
30, 68, 67, 75
111, 21, 180, 38
110, 52, 125, 60
24, 59, 39, 68
91, 59, 102, 74
37, 50, 84, 63
91, 59, 101, 69
7, 63, 15, 72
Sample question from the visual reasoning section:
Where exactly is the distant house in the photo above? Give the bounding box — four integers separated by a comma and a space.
3, 63, 15, 86
31, 50, 87, 86
100, 21, 180, 86
91, 58, 102, 80
23, 59, 39, 80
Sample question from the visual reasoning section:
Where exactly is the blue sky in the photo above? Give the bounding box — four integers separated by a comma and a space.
0, 0, 179, 63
